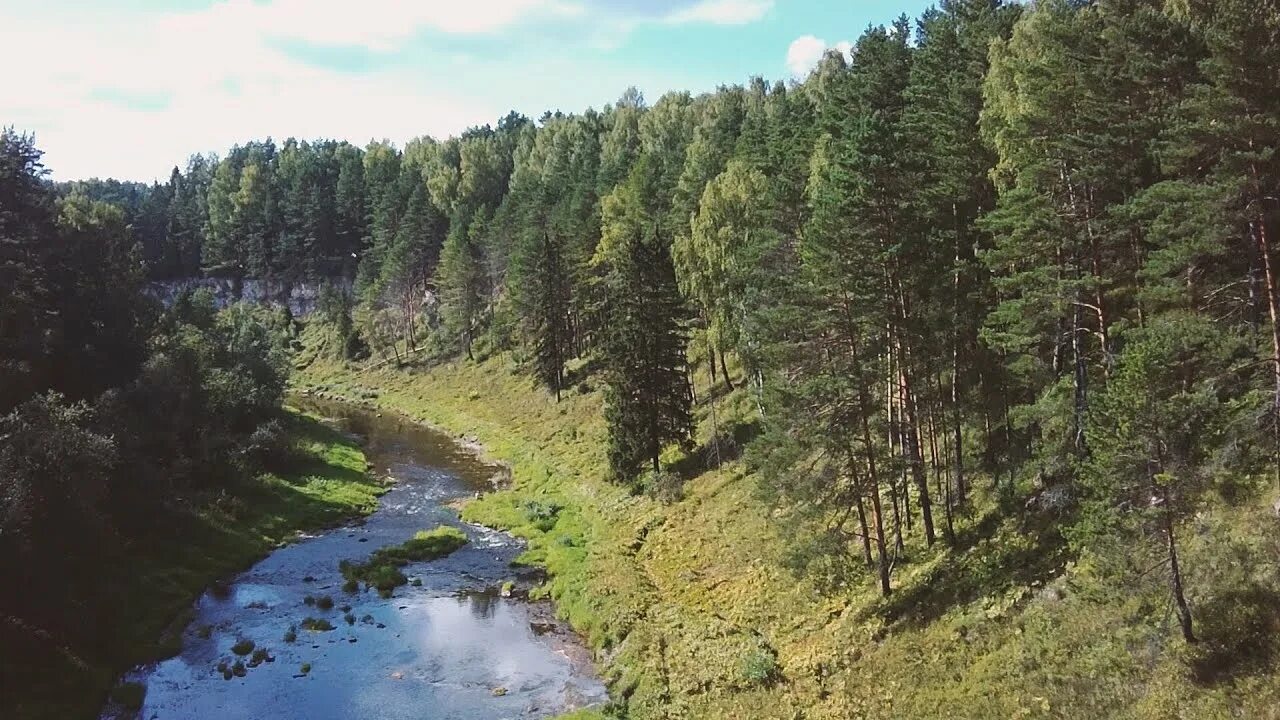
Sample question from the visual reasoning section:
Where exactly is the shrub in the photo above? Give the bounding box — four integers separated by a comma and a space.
231, 639, 255, 656
740, 646, 779, 686
342, 578, 359, 593
240, 419, 295, 474
300, 663, 312, 674
522, 501, 562, 532
640, 470, 684, 505
301, 617, 335, 632
283, 625, 297, 643
315, 595, 334, 611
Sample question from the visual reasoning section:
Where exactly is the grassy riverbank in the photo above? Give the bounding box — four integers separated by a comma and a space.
6, 410, 384, 720
297, 330, 1280, 719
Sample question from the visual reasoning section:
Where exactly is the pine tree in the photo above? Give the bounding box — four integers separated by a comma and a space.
437, 209, 490, 360
522, 230, 572, 399
601, 187, 692, 481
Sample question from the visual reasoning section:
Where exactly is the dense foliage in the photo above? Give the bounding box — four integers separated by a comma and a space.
0, 131, 295, 713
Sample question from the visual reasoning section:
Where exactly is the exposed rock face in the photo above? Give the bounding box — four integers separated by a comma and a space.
147, 277, 351, 316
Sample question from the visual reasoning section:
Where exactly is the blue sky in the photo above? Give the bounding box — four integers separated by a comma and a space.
1, 0, 934, 181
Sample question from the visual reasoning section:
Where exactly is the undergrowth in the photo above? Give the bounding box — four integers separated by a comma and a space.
295, 324, 1280, 719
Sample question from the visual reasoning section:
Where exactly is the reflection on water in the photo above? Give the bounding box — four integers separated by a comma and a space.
106, 396, 605, 720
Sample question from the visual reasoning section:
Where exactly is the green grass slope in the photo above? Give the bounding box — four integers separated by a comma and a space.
6, 409, 385, 720
296, 332, 1280, 720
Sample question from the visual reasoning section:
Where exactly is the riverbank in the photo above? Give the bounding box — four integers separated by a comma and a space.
296, 340, 1280, 719
126, 395, 606, 719
6, 410, 385, 720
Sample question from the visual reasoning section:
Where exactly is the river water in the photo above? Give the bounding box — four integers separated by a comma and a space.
107, 396, 605, 720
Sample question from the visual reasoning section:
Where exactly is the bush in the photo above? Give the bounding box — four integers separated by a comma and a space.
239, 418, 295, 474
740, 646, 779, 687
314, 595, 334, 610
641, 469, 684, 505
230, 639, 255, 656
283, 625, 297, 643
522, 501, 562, 532
301, 617, 335, 632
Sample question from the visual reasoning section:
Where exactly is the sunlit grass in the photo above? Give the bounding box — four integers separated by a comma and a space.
295, 323, 1280, 720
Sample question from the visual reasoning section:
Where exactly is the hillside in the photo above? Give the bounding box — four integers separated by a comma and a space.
296, 328, 1280, 719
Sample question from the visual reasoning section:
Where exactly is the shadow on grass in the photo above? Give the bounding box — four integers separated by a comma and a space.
669, 418, 762, 480
871, 498, 1070, 634
1191, 583, 1280, 686
563, 356, 603, 390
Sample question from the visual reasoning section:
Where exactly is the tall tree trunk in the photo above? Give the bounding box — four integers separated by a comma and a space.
1153, 470, 1195, 643
856, 487, 874, 568
1250, 214, 1280, 483
899, 360, 936, 546
859, 410, 891, 596
845, 444, 875, 569
928, 377, 956, 545
952, 214, 968, 504
719, 349, 734, 391
1071, 287, 1089, 456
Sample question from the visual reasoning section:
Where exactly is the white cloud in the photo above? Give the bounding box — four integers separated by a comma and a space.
172, 0, 577, 51
785, 34, 852, 78
2, 0, 771, 180
0, 1, 520, 180
665, 0, 773, 25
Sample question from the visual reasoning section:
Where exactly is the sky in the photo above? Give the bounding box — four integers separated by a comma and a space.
1, 0, 934, 181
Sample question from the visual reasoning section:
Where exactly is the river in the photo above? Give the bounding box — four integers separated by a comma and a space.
105, 396, 606, 719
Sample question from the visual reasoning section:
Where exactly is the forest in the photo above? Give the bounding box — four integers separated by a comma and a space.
6, 0, 1280, 716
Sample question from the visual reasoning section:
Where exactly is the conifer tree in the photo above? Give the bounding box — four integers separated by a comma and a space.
520, 230, 572, 399
437, 209, 490, 360
600, 183, 692, 480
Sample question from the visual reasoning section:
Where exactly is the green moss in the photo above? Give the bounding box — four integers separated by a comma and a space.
338, 526, 467, 595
